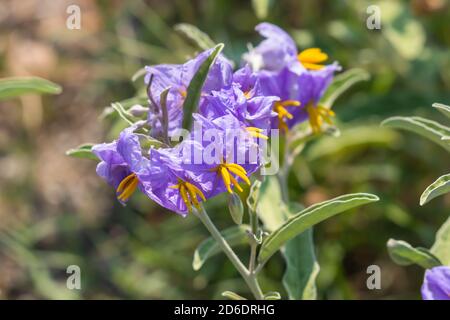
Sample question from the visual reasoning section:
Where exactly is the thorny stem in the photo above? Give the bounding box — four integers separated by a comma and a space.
195, 205, 264, 300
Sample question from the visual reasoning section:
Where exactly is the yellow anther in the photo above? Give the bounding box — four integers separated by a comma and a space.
179, 88, 187, 98
244, 90, 253, 99
116, 173, 139, 202
298, 48, 328, 70
297, 48, 328, 70
246, 127, 268, 140
273, 100, 301, 133
214, 162, 250, 193
170, 179, 206, 212
306, 103, 335, 134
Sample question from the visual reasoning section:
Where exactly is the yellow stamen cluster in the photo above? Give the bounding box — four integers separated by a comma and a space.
306, 103, 335, 134
273, 100, 301, 132
246, 127, 268, 140
243, 90, 253, 99
170, 179, 206, 212
116, 173, 139, 202
298, 48, 328, 70
215, 163, 251, 194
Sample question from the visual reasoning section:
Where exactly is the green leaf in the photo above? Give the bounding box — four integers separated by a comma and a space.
182, 43, 224, 131
252, 0, 273, 19
420, 174, 450, 206
433, 103, 450, 120
263, 291, 281, 300
283, 228, 319, 300
387, 239, 441, 269
306, 125, 399, 161
193, 224, 249, 271
111, 102, 136, 126
257, 176, 289, 232
282, 202, 319, 300
258, 193, 379, 263
174, 23, 216, 51
0, 77, 62, 100
381, 116, 450, 152
321, 68, 370, 108
65, 143, 97, 160
228, 193, 244, 225
222, 291, 247, 300
431, 217, 450, 265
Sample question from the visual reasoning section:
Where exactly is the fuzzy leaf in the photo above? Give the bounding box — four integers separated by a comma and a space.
264, 291, 281, 300
432, 103, 450, 120
65, 144, 97, 160
257, 176, 289, 232
431, 217, 450, 265
387, 239, 441, 268
222, 291, 247, 300
283, 228, 319, 300
258, 193, 379, 263
0, 77, 62, 100
321, 68, 370, 108
193, 224, 249, 271
381, 116, 450, 152
420, 174, 450, 206
182, 43, 224, 131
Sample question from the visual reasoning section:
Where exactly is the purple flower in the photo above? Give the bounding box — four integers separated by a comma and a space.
258, 63, 340, 133
200, 65, 278, 132
92, 126, 156, 204
421, 266, 450, 300
146, 113, 262, 215
244, 22, 332, 73
144, 48, 233, 137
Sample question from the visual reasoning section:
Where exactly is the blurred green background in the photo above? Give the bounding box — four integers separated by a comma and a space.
0, 0, 449, 299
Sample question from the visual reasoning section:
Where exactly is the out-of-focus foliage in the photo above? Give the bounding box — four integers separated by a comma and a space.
0, 0, 449, 299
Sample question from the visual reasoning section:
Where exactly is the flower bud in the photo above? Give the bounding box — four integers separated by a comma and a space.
128, 104, 148, 117
228, 192, 244, 225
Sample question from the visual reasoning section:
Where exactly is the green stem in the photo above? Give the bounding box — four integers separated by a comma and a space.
195, 205, 264, 300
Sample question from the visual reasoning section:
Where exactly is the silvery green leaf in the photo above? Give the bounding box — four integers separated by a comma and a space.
321, 68, 370, 108
65, 143, 97, 160
387, 239, 441, 268
432, 103, 450, 120
222, 291, 247, 300
381, 116, 450, 152
258, 193, 379, 263
420, 174, 450, 206
263, 291, 281, 300
431, 217, 450, 265
182, 43, 224, 131
0, 77, 62, 100
111, 102, 136, 126
257, 176, 289, 232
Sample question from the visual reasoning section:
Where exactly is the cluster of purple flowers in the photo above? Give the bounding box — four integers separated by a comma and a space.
92, 23, 340, 215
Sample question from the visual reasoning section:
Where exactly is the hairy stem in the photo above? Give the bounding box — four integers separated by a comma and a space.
195, 205, 264, 300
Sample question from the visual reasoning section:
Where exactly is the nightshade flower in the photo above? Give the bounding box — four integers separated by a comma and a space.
244, 22, 331, 73
92, 126, 155, 204
146, 113, 262, 215
200, 65, 278, 133
258, 63, 340, 133
144, 48, 233, 137
421, 266, 450, 300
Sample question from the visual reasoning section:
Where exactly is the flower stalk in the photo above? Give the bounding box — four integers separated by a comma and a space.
195, 205, 264, 300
